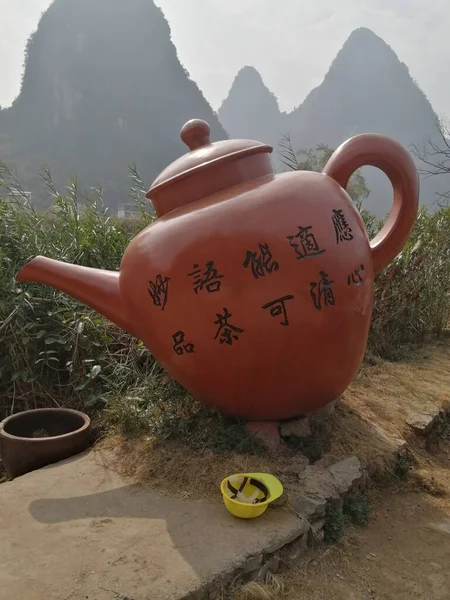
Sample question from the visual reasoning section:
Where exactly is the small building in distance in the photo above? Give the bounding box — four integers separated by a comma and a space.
4, 190, 32, 204
117, 203, 140, 219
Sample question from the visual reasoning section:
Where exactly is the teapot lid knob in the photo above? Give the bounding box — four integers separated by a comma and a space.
181, 119, 211, 151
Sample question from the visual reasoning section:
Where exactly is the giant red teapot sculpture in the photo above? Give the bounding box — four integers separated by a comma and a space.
16, 120, 419, 420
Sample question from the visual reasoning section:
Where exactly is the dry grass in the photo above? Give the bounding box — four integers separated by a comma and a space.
228, 534, 364, 600
279, 537, 361, 600
318, 403, 401, 477
101, 406, 399, 502
100, 435, 298, 501
336, 340, 450, 477
232, 574, 288, 600
343, 341, 450, 440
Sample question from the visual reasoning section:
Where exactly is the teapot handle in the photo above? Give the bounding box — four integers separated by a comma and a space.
323, 134, 419, 275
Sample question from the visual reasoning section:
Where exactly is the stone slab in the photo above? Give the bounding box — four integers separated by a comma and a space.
0, 449, 303, 600
328, 457, 363, 494
280, 417, 311, 438
306, 399, 339, 421
246, 421, 281, 450
406, 411, 438, 436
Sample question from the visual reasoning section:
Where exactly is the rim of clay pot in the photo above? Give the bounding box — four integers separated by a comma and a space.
0, 408, 90, 442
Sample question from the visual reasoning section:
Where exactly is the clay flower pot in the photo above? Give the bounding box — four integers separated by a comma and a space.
0, 408, 91, 478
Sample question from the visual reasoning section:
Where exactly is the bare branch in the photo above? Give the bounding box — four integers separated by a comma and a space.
411, 115, 450, 199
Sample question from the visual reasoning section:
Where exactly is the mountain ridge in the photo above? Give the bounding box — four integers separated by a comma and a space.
218, 66, 286, 170
219, 27, 445, 215
0, 0, 227, 207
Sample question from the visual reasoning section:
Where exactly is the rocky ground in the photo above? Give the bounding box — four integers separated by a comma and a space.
237, 450, 450, 600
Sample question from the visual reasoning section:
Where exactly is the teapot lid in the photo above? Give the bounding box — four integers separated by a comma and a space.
147, 119, 273, 198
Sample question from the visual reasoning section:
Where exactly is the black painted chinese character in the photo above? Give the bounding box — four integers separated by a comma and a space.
188, 260, 224, 294
310, 271, 335, 310
243, 243, 279, 279
287, 226, 325, 260
262, 295, 294, 326
347, 264, 365, 286
172, 331, 195, 355
214, 308, 244, 345
148, 274, 170, 310
332, 209, 354, 244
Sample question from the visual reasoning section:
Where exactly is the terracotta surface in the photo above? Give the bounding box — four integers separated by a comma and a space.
0, 408, 91, 478
16, 119, 419, 420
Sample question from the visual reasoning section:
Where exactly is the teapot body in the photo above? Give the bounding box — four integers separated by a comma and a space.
120, 170, 374, 420
15, 122, 418, 421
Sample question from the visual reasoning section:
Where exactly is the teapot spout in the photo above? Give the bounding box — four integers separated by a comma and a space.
16, 256, 136, 337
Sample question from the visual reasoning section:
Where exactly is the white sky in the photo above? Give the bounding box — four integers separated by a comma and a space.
0, 0, 449, 117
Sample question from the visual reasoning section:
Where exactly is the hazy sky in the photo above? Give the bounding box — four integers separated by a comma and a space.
1, 0, 449, 116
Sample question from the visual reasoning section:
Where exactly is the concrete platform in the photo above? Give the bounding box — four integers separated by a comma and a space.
0, 449, 304, 600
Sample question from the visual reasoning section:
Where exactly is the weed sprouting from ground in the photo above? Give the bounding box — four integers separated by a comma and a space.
343, 492, 371, 526
324, 503, 345, 545
428, 411, 450, 446
324, 493, 370, 545
394, 451, 415, 481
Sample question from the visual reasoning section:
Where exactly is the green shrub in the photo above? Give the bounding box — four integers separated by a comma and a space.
0, 164, 153, 419
324, 503, 344, 544
343, 492, 371, 526
324, 493, 370, 546
369, 207, 450, 358
394, 451, 415, 481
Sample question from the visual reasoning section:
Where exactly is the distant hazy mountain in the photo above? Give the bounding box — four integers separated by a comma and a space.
0, 0, 227, 207
218, 66, 285, 169
286, 27, 445, 215
220, 28, 446, 216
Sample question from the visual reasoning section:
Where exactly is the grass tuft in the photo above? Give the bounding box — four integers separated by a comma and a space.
106, 375, 267, 455
343, 492, 371, 526
324, 503, 345, 545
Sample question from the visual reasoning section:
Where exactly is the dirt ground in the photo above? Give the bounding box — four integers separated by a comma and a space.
273, 479, 450, 600
234, 341, 450, 600
342, 340, 450, 448
235, 452, 450, 600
